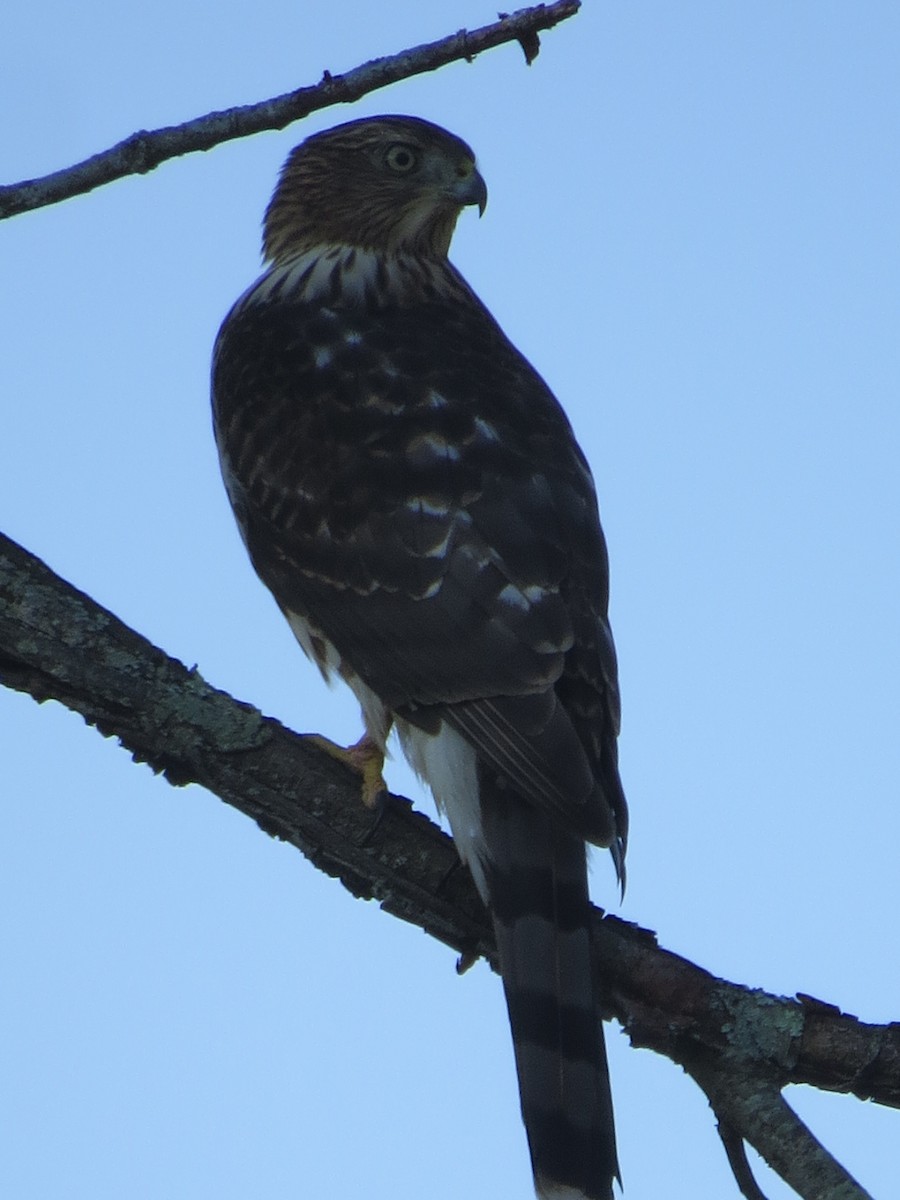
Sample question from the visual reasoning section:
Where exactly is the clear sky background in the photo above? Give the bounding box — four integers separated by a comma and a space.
2, 3, 898, 1198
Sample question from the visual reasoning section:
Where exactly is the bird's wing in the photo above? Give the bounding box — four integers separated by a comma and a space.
213, 284, 624, 849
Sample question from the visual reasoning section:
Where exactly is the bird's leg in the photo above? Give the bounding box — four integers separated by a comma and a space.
306, 731, 388, 809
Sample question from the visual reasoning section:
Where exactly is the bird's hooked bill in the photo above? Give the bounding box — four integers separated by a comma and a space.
456, 165, 488, 216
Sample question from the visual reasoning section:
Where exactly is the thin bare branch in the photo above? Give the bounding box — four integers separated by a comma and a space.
0, 1, 580, 220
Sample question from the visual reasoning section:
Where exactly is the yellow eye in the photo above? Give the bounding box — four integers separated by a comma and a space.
384, 143, 419, 174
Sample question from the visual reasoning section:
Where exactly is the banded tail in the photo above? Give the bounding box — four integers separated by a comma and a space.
481, 771, 619, 1200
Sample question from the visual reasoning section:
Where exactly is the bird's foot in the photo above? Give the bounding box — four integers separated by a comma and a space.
307, 732, 387, 810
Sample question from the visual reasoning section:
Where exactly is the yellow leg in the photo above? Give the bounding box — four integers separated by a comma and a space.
307, 732, 387, 809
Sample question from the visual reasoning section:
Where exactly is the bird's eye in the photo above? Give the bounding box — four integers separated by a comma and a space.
384, 143, 420, 174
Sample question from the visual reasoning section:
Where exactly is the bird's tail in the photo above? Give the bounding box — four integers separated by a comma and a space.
480, 773, 619, 1200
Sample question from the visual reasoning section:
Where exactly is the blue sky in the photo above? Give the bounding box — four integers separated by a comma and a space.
2, 3, 898, 1197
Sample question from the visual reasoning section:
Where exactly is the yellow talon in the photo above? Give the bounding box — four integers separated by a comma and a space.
307, 732, 387, 809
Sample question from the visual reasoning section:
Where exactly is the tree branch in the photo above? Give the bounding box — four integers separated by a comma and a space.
1, 529, 896, 1199
697, 1070, 873, 1200
715, 1119, 772, 1200
0, 1, 580, 220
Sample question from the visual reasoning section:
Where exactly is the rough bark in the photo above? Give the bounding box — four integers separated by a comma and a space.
0, 530, 895, 1200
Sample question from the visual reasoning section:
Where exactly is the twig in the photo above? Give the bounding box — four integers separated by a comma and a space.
694, 1068, 874, 1200
715, 1119, 771, 1200
0, 2, 580, 220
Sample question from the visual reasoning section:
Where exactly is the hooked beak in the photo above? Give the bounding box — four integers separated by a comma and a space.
453, 164, 488, 216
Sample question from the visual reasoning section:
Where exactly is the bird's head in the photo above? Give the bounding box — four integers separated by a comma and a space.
262, 115, 488, 263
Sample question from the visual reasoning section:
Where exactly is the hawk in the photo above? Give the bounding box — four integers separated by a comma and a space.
212, 115, 628, 1200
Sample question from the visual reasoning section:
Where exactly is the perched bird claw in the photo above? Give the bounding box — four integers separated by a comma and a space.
307, 732, 387, 810
358, 773, 392, 845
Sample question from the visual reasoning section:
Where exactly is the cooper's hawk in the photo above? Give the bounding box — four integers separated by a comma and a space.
212, 115, 628, 1200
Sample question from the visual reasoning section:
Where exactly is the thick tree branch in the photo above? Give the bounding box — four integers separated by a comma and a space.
1, 529, 896, 1199
0, 1, 580, 220
0, 532, 493, 963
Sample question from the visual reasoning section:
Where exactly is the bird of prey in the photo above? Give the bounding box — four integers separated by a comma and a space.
212, 115, 628, 1200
